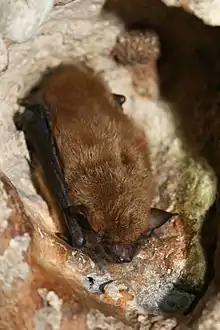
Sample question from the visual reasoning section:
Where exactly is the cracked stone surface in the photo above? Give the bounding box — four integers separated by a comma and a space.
0, 0, 54, 43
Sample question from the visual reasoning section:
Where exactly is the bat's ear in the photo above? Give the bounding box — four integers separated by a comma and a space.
112, 93, 126, 106
148, 207, 178, 231
18, 88, 42, 107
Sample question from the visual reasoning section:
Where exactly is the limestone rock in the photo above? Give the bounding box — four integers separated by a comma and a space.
0, 0, 54, 43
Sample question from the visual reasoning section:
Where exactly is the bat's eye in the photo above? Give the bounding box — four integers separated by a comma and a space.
69, 205, 91, 230
104, 243, 136, 263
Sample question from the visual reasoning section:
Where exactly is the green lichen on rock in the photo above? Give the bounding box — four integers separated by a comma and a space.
181, 239, 206, 289
172, 154, 217, 288
175, 156, 217, 221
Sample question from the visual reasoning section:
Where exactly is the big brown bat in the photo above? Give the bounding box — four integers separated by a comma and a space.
15, 63, 175, 263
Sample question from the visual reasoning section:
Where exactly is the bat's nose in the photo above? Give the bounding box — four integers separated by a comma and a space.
118, 252, 132, 263
105, 243, 136, 263
118, 245, 135, 263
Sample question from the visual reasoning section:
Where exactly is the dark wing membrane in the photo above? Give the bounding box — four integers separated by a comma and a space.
18, 103, 85, 247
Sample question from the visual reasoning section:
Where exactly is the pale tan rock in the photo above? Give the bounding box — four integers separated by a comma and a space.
0, 0, 54, 43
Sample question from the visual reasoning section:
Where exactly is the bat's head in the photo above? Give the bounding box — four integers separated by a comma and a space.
98, 205, 175, 263
71, 164, 176, 264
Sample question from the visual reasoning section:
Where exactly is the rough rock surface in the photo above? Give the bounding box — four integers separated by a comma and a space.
55, 0, 74, 5
1, 0, 220, 328
0, 0, 54, 43
0, 172, 178, 329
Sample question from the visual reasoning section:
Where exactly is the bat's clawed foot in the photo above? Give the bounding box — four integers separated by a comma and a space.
112, 29, 160, 66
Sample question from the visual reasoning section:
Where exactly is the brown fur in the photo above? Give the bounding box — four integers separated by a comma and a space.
35, 64, 154, 244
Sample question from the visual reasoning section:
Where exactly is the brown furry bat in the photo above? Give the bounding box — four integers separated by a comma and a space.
15, 63, 175, 263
